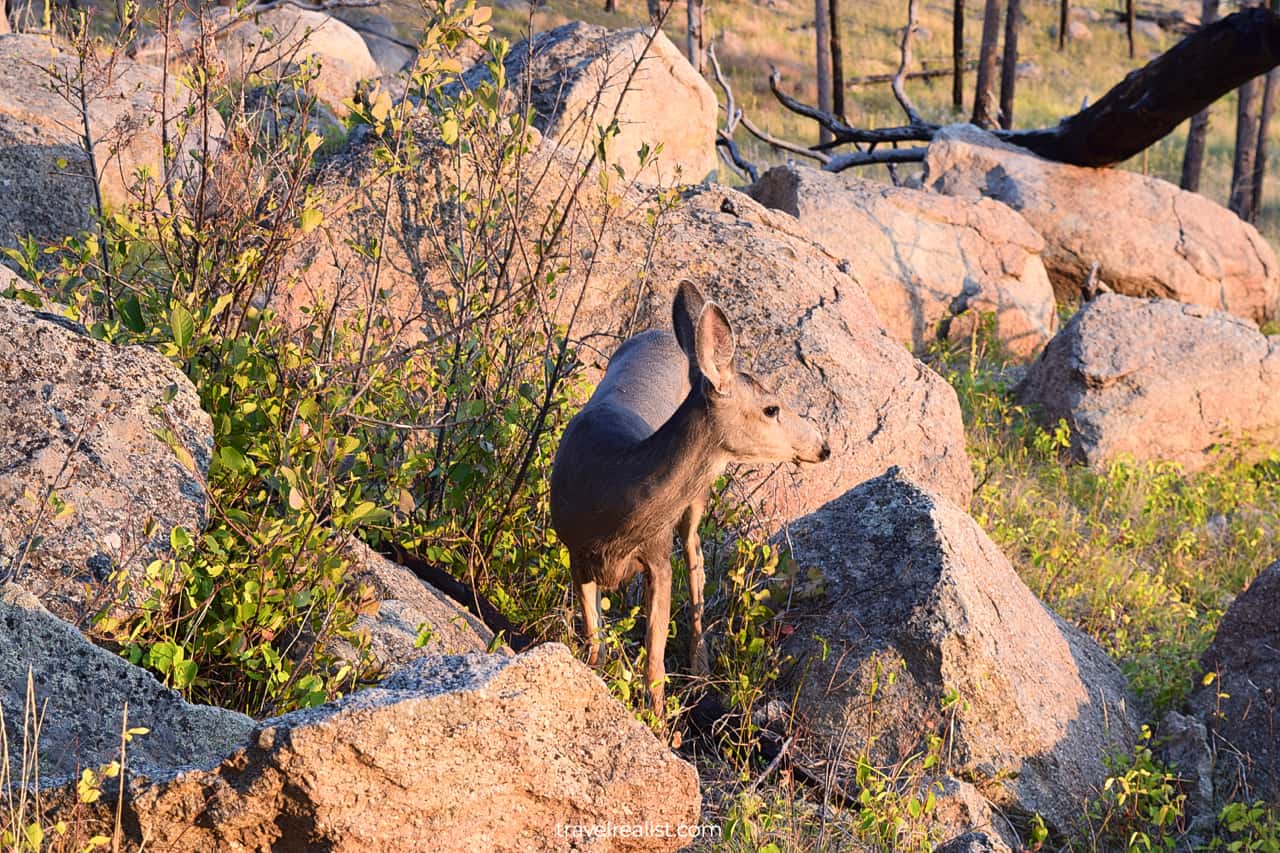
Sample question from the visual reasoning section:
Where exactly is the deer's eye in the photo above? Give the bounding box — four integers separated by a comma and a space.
763, 405, 780, 418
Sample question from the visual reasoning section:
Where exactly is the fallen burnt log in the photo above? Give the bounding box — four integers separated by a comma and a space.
736, 7, 1280, 173
1008, 7, 1280, 166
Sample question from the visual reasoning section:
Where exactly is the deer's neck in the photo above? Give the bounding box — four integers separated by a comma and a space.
634, 383, 728, 508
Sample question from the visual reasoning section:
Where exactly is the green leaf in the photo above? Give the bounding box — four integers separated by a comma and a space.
170, 526, 192, 551
299, 208, 323, 234
117, 294, 145, 333
218, 445, 250, 475
170, 301, 194, 350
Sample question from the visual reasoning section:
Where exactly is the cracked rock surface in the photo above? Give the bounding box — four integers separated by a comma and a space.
1016, 293, 1280, 471
924, 124, 1280, 324
112, 644, 700, 852
464, 22, 718, 184
779, 469, 1139, 835
1187, 559, 1280, 807
0, 583, 252, 782
0, 295, 211, 622
748, 162, 1057, 358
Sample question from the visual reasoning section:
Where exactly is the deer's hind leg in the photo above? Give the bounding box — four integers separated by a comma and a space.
678, 500, 709, 676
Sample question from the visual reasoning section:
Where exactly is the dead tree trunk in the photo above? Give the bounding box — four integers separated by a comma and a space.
999, 0, 1022, 129
953, 0, 965, 110
686, 0, 705, 73
1008, 7, 1280, 167
815, 0, 834, 143
830, 0, 845, 117
1252, 66, 1278, 219
1231, 71, 1264, 218
1127, 0, 1136, 58
604, 0, 615, 12
1059, 0, 1070, 50
1181, 0, 1221, 191
972, 0, 1003, 128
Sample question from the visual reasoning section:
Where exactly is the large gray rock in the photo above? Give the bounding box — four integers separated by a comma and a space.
341, 538, 500, 671
0, 296, 212, 622
924, 125, 1280, 323
0, 33, 216, 260
748, 163, 1057, 357
1188, 560, 1280, 806
469, 22, 718, 183
780, 470, 1139, 833
328, 5, 418, 79
108, 644, 700, 852
0, 584, 252, 782
134, 7, 378, 117
1016, 293, 1280, 472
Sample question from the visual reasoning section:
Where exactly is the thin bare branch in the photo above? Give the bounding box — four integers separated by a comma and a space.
824, 145, 927, 172
741, 115, 832, 164
770, 67, 936, 150
892, 0, 925, 125
708, 42, 760, 181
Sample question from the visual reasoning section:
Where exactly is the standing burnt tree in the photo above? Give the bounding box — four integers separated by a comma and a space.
1059, 0, 1070, 49
999, 0, 1023, 129
687, 0, 706, 73
815, 0, 834, 143
1182, 0, 1222, 191
972, 0, 1003, 127
1252, 62, 1279, 218
1127, 0, 1137, 58
1231, 2, 1267, 219
953, 0, 965, 110
830, 0, 845, 117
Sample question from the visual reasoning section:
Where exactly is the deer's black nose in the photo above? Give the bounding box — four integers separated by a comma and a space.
818, 442, 831, 461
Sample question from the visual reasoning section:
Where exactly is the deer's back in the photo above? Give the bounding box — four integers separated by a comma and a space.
551, 330, 692, 575
582, 330, 690, 439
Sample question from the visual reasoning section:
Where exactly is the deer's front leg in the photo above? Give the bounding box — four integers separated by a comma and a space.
678, 501, 709, 676
576, 579, 603, 667
642, 559, 673, 718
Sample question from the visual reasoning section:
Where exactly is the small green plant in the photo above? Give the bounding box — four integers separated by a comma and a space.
0, 672, 144, 852
1213, 801, 1280, 852
926, 326, 1280, 714
1078, 726, 1187, 852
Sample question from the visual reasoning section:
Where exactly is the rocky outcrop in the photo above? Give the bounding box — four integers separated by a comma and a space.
1016, 294, 1280, 472
0, 296, 211, 621
1188, 560, 1280, 805
924, 125, 1280, 323
112, 644, 700, 852
569, 184, 974, 517
0, 584, 252, 781
204, 7, 376, 116
340, 538, 500, 670
468, 22, 718, 183
0, 33, 216, 259
328, 6, 416, 79
748, 163, 1057, 357
936, 831, 1014, 853
780, 470, 1139, 833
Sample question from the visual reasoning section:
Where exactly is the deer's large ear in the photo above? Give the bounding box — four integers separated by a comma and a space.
695, 303, 736, 395
672, 279, 704, 359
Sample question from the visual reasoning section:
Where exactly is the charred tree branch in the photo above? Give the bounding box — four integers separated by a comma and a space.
766, 8, 1280, 170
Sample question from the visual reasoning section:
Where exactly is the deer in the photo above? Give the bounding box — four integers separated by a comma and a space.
550, 280, 831, 717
